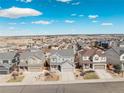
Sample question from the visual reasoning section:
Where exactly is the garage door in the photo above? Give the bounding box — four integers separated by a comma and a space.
61, 68, 74, 72
29, 67, 40, 72
0, 71, 8, 74
94, 65, 105, 69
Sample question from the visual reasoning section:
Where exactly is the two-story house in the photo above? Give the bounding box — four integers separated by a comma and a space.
49, 49, 75, 72
79, 48, 106, 70
19, 48, 45, 72
105, 47, 124, 71
0, 52, 17, 74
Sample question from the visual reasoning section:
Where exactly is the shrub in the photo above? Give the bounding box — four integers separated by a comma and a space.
113, 64, 121, 74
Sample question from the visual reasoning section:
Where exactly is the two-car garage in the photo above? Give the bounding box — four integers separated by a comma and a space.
0, 66, 9, 74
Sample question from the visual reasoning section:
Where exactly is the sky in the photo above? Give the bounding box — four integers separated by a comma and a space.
0, 0, 124, 36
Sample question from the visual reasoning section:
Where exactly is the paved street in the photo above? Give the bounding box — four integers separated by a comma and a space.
1, 81, 124, 93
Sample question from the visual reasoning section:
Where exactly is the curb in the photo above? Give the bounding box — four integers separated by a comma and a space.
0, 79, 124, 86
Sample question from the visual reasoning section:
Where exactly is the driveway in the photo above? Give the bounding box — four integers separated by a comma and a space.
61, 70, 75, 81
22, 72, 41, 83
95, 70, 113, 79
0, 75, 10, 83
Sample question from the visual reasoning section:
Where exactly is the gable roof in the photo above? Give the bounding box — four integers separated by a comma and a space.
79, 48, 105, 57
104, 47, 124, 65
119, 41, 124, 45
50, 49, 74, 58
0, 52, 16, 60
20, 51, 45, 60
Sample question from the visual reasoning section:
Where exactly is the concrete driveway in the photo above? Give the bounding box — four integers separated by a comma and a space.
61, 70, 75, 81
22, 72, 41, 83
95, 70, 113, 79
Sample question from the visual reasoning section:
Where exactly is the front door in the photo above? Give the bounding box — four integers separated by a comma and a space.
58, 65, 61, 72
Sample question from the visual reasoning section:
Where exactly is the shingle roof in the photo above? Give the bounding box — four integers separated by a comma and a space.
0, 52, 16, 60
20, 51, 45, 60
119, 41, 124, 45
104, 47, 124, 65
79, 48, 105, 57
50, 49, 74, 58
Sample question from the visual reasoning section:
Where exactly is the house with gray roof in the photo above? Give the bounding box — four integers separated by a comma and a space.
105, 47, 124, 70
19, 50, 45, 72
49, 49, 75, 72
119, 41, 124, 47
0, 52, 17, 74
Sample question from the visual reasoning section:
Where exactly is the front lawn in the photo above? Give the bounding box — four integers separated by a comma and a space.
7, 76, 24, 83
83, 72, 99, 80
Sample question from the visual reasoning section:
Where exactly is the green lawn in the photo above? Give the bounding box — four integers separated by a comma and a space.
7, 76, 24, 83
83, 72, 99, 80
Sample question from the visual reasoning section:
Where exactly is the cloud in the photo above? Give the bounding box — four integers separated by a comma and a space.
79, 14, 84, 17
9, 27, 15, 30
0, 7, 42, 18
92, 20, 98, 23
8, 23, 17, 25
17, 0, 32, 3
32, 20, 52, 25
101, 23, 113, 26
88, 15, 99, 19
71, 14, 84, 17
56, 0, 72, 3
20, 22, 26, 24
65, 20, 75, 23
71, 14, 77, 16
72, 2, 80, 5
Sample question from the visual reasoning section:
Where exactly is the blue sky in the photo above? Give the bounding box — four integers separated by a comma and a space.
0, 0, 124, 36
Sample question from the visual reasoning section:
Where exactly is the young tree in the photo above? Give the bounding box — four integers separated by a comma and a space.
114, 64, 122, 74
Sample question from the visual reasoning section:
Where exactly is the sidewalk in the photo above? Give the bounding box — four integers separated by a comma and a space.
1, 78, 124, 86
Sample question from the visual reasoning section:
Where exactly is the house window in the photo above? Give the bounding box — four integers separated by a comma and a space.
63, 58, 65, 61
83, 56, 89, 60
3, 60, 9, 64
95, 57, 99, 60
122, 56, 124, 59
52, 58, 57, 61
101, 57, 105, 60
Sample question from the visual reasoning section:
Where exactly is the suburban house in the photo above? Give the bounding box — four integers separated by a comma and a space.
49, 49, 75, 72
78, 48, 107, 70
0, 52, 17, 74
105, 47, 124, 70
119, 41, 124, 47
109, 40, 119, 47
19, 48, 45, 72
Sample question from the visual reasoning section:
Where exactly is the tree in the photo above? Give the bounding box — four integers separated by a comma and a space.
114, 64, 122, 74
44, 60, 50, 70
76, 42, 82, 51
12, 70, 18, 80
